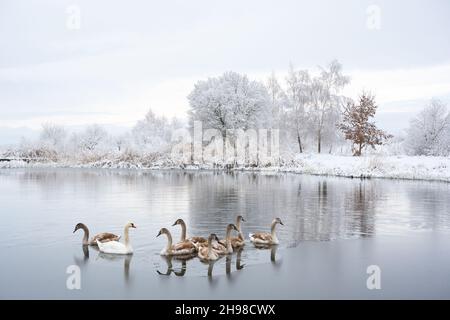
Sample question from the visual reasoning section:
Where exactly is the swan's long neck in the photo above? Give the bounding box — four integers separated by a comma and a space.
165, 231, 173, 254
123, 225, 130, 247
81, 225, 89, 245
180, 221, 187, 242
226, 226, 233, 252
236, 218, 243, 240
207, 238, 214, 259
271, 221, 278, 240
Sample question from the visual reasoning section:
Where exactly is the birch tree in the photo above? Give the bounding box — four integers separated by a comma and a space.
266, 71, 287, 129
285, 64, 310, 153
308, 60, 349, 153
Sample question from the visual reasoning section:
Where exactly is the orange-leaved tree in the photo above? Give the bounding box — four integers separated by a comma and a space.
338, 93, 392, 156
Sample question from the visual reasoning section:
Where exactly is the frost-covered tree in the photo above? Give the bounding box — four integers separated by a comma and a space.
132, 109, 176, 152
188, 71, 272, 135
405, 99, 450, 156
282, 60, 349, 154
266, 71, 287, 129
75, 124, 109, 152
114, 133, 132, 153
308, 60, 349, 153
339, 93, 392, 156
285, 65, 310, 153
39, 123, 67, 151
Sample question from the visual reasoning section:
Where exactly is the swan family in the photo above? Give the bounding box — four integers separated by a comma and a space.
73, 216, 284, 260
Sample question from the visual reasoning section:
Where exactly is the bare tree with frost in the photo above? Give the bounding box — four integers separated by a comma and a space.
75, 124, 109, 152
285, 64, 310, 153
405, 99, 450, 156
39, 123, 67, 151
132, 108, 180, 153
308, 60, 349, 153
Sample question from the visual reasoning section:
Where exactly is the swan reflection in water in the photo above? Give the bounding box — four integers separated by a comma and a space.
205, 248, 245, 286
156, 247, 246, 279
73, 245, 133, 283
156, 254, 195, 276
226, 248, 245, 274
97, 252, 133, 283
253, 244, 281, 267
73, 244, 99, 266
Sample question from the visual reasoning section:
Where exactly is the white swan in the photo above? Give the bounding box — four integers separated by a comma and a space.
249, 218, 284, 245
97, 222, 136, 255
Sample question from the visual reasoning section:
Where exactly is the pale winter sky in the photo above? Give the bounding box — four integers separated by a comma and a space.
1, 0, 450, 145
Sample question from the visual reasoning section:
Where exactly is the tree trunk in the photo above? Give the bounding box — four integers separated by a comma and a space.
297, 132, 303, 153
353, 143, 362, 156
317, 131, 321, 154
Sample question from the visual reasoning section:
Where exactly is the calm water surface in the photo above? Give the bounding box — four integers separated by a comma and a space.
0, 168, 449, 298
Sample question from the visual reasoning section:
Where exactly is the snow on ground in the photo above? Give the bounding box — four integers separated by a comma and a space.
280, 154, 450, 182
1, 154, 449, 182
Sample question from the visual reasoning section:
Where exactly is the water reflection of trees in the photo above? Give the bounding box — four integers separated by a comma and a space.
185, 173, 379, 242
9, 168, 450, 244
403, 181, 450, 231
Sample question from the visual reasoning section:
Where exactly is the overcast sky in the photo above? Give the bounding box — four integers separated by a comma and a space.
1, 0, 450, 144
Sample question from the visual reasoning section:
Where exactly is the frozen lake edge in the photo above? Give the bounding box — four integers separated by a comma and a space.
1, 154, 450, 183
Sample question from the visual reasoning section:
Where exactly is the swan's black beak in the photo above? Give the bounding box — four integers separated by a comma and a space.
279, 221, 284, 226
132, 224, 137, 228
72, 228, 77, 233
171, 221, 177, 226
156, 230, 162, 238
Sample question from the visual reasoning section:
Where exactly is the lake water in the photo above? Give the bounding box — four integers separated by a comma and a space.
0, 168, 449, 299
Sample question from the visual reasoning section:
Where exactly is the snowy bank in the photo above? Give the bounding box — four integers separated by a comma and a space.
1, 154, 449, 182
278, 154, 450, 182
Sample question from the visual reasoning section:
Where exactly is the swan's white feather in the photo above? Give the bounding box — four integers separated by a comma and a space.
97, 239, 133, 255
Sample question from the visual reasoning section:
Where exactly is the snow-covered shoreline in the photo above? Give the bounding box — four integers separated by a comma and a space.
1, 154, 449, 183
